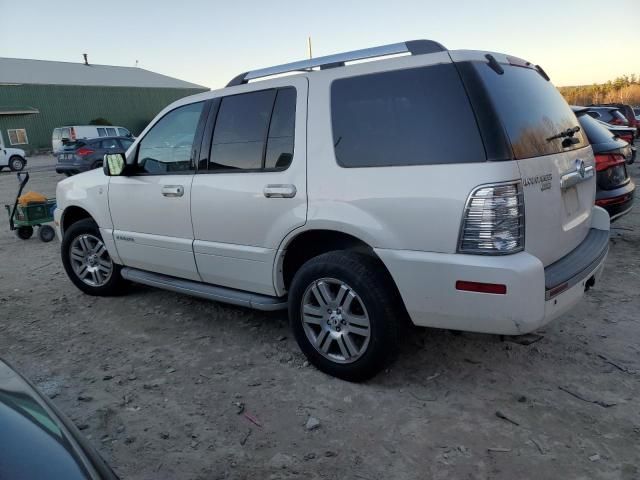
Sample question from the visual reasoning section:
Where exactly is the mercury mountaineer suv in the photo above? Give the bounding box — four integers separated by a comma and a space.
55, 40, 610, 381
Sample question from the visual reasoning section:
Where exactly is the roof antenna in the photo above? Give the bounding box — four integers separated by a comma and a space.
307, 36, 313, 59
83, 53, 89, 66
135, 60, 139, 68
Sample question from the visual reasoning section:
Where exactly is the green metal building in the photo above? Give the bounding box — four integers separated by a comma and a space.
0, 57, 208, 154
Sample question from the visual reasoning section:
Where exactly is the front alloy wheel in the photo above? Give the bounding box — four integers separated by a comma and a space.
69, 233, 113, 287
61, 218, 125, 296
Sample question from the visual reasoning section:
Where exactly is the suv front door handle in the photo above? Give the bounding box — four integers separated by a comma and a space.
161, 185, 184, 197
264, 184, 297, 198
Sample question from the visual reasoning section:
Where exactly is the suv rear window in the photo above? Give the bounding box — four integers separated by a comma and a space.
473, 63, 587, 159
576, 113, 615, 145
331, 64, 486, 168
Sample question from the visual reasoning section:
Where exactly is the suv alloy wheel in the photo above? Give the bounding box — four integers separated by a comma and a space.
61, 219, 125, 296
289, 251, 400, 382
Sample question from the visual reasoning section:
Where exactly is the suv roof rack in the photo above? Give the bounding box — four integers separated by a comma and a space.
226, 39, 447, 87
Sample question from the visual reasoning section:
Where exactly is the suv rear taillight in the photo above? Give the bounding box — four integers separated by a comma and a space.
76, 147, 95, 157
458, 181, 524, 255
70, 127, 76, 140
595, 154, 628, 190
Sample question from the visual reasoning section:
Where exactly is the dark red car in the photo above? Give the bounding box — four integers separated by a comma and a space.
573, 106, 635, 221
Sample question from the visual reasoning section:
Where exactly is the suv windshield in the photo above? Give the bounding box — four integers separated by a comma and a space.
472, 63, 588, 159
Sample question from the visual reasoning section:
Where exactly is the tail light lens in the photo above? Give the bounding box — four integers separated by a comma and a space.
596, 154, 628, 190
458, 181, 524, 255
70, 127, 76, 140
76, 147, 95, 157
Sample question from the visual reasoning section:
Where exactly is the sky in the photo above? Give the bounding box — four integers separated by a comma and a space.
1, 0, 638, 89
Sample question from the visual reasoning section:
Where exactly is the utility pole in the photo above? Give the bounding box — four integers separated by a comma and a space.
307, 36, 313, 59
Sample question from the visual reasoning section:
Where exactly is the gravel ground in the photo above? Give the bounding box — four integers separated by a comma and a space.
1, 153, 639, 479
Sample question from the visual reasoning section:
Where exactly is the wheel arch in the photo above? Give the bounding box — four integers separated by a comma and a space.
60, 205, 95, 237
274, 227, 404, 304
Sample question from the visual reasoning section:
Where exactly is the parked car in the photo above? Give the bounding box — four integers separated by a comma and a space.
573, 106, 635, 221
0, 358, 118, 479
590, 103, 640, 130
595, 119, 637, 154
52, 126, 132, 154
585, 106, 629, 126
55, 40, 610, 381
55, 137, 134, 176
0, 134, 27, 171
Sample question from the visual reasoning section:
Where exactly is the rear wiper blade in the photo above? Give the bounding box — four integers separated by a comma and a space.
546, 125, 580, 142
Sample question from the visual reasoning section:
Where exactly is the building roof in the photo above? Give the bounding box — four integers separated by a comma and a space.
0, 57, 207, 90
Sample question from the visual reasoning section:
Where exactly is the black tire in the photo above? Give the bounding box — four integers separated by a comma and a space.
64, 171, 75, 177
289, 251, 401, 382
61, 218, 125, 296
91, 161, 103, 170
38, 225, 56, 242
9, 156, 25, 172
16, 226, 34, 240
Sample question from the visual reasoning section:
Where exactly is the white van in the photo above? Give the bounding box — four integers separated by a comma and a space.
52, 125, 132, 154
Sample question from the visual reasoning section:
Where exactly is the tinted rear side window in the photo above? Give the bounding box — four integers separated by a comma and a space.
210, 90, 276, 171
331, 64, 485, 168
474, 63, 587, 159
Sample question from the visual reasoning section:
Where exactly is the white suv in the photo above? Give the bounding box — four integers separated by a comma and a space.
55, 40, 610, 381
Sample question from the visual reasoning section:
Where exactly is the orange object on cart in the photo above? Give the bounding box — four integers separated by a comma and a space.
18, 191, 47, 205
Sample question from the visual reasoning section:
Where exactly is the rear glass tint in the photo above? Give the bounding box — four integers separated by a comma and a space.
331, 64, 485, 167
474, 63, 587, 159
576, 113, 615, 145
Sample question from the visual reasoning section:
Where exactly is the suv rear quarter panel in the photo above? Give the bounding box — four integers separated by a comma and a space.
306, 53, 522, 253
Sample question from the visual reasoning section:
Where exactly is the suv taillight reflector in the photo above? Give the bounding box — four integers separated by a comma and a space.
457, 181, 524, 255
456, 281, 507, 295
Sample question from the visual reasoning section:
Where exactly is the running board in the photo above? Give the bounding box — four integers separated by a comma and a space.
120, 267, 287, 311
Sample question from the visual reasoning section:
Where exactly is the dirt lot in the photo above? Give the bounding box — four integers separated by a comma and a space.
1, 154, 639, 479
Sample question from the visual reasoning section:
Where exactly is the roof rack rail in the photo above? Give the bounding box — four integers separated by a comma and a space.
226, 39, 446, 87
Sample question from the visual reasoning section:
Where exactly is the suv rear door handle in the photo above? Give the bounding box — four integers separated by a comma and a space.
161, 185, 184, 197
264, 184, 297, 198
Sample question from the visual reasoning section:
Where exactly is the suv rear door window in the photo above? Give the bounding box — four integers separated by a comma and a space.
330, 64, 485, 168
209, 88, 296, 171
474, 63, 587, 159
265, 87, 296, 169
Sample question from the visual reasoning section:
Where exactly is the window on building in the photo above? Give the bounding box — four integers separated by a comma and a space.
7, 129, 28, 145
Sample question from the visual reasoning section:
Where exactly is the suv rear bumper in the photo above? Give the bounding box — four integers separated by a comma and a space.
375, 206, 610, 335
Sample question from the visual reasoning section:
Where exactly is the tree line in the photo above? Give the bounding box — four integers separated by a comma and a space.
559, 74, 640, 106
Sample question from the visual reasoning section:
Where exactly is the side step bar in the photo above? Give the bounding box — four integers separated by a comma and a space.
121, 267, 288, 311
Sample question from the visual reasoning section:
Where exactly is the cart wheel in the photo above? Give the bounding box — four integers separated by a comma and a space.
38, 225, 56, 242
16, 226, 34, 240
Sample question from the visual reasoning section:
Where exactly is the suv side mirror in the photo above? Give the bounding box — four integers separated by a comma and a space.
104, 153, 127, 176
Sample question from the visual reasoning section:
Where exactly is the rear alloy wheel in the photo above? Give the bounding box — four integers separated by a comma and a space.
61, 218, 125, 296
301, 278, 371, 364
9, 156, 25, 172
289, 251, 401, 382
